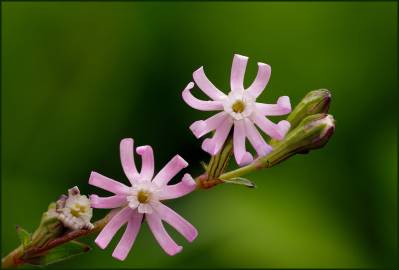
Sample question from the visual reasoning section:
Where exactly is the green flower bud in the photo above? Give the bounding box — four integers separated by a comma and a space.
287, 89, 331, 130
28, 203, 64, 250
262, 113, 335, 168
219, 114, 335, 181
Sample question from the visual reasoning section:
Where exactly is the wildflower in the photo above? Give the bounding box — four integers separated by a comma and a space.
89, 138, 197, 260
182, 54, 292, 166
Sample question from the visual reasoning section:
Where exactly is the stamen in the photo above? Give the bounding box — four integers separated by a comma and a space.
137, 190, 150, 203
232, 100, 245, 113
70, 204, 87, 217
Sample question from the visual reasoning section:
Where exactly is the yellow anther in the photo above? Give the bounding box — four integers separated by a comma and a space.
232, 100, 245, 113
137, 190, 150, 203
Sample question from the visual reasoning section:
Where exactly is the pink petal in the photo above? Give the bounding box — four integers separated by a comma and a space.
112, 211, 143, 261
136, 145, 154, 182
247, 62, 271, 98
155, 203, 198, 242
90, 194, 127, 209
233, 120, 253, 166
152, 155, 188, 186
230, 54, 248, 92
89, 171, 129, 195
201, 118, 233, 155
95, 207, 133, 249
244, 119, 272, 157
252, 113, 289, 140
189, 111, 228, 139
159, 174, 196, 200
255, 96, 291, 116
277, 120, 291, 137
146, 213, 183, 256
182, 82, 223, 111
193, 67, 226, 101
120, 138, 138, 185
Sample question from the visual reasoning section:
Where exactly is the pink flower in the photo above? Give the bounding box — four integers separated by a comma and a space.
89, 138, 198, 260
182, 54, 292, 166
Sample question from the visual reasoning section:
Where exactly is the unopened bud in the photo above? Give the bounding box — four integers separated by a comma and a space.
287, 89, 331, 130
29, 203, 64, 249
259, 113, 335, 168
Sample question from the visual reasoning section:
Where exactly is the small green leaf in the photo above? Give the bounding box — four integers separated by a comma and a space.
16, 225, 31, 248
25, 241, 91, 266
220, 177, 256, 188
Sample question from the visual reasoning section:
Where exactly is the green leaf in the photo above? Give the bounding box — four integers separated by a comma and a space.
16, 225, 31, 248
220, 177, 256, 188
26, 241, 91, 266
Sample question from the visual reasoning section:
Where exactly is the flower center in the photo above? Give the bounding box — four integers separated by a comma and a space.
137, 190, 150, 203
232, 100, 245, 113
70, 204, 87, 217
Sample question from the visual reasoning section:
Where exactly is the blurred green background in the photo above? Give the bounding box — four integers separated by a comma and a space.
1, 1, 397, 268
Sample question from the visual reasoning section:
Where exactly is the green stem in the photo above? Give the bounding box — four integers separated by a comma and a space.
1, 213, 111, 269
219, 163, 260, 180
1, 246, 24, 269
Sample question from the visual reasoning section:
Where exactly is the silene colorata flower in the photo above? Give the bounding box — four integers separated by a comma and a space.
182, 54, 292, 166
89, 138, 198, 260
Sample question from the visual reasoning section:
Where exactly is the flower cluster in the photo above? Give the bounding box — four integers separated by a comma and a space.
90, 54, 292, 260
3, 54, 336, 269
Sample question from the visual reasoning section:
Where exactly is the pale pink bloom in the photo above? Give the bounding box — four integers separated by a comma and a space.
182, 54, 292, 166
89, 138, 198, 260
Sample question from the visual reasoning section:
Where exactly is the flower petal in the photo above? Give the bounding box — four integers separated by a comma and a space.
90, 194, 127, 209
252, 113, 290, 140
152, 155, 188, 186
128, 198, 140, 209
120, 138, 138, 185
182, 82, 223, 111
89, 171, 129, 195
255, 96, 291, 116
136, 145, 154, 182
189, 111, 229, 139
230, 54, 248, 92
247, 62, 271, 98
155, 203, 198, 242
201, 118, 233, 155
244, 118, 272, 157
233, 120, 253, 166
277, 120, 291, 137
193, 67, 226, 101
112, 211, 143, 261
138, 204, 153, 214
95, 207, 133, 249
146, 213, 183, 256
159, 174, 196, 200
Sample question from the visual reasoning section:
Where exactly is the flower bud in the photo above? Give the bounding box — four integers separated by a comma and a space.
287, 89, 331, 130
258, 113, 335, 168
28, 203, 64, 249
